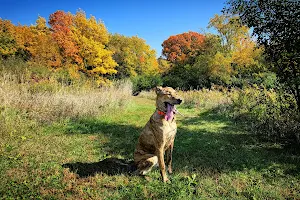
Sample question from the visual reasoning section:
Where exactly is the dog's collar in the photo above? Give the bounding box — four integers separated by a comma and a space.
157, 110, 166, 116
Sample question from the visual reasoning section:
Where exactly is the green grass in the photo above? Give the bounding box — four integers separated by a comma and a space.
1, 96, 300, 199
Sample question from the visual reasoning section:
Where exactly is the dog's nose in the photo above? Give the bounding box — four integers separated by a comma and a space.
177, 99, 182, 104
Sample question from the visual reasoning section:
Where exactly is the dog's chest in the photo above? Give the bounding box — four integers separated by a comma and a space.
162, 121, 177, 141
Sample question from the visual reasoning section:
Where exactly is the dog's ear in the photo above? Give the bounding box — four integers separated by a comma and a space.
155, 86, 167, 95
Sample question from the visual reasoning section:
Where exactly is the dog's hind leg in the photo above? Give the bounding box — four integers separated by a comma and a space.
135, 154, 158, 175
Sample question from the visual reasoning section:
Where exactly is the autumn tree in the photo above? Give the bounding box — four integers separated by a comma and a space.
108, 34, 158, 78
49, 10, 81, 66
30, 16, 62, 68
162, 31, 205, 64
207, 14, 265, 84
163, 34, 223, 88
0, 19, 18, 57
72, 10, 117, 81
163, 14, 266, 89
49, 10, 117, 83
157, 57, 171, 74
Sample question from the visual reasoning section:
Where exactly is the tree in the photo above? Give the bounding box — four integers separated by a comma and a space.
208, 14, 265, 83
72, 10, 117, 79
49, 10, 117, 83
162, 14, 266, 89
157, 57, 171, 74
162, 34, 222, 89
108, 34, 158, 78
162, 31, 205, 64
49, 10, 82, 65
225, 0, 300, 109
30, 16, 62, 68
0, 19, 18, 57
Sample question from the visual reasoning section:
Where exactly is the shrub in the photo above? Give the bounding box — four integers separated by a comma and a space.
229, 86, 300, 143
131, 74, 163, 94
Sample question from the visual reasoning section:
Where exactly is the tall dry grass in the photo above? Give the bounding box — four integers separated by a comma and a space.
0, 64, 132, 159
138, 87, 232, 110
0, 72, 133, 123
179, 88, 232, 109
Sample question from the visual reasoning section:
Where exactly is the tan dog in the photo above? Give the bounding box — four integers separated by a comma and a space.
134, 86, 183, 182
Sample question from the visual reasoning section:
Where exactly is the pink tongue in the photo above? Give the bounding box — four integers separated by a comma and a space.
165, 104, 175, 121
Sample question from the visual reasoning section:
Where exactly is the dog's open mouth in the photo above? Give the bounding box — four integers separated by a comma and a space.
165, 103, 176, 121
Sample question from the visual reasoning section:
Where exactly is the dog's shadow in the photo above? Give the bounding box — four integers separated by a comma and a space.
62, 158, 137, 178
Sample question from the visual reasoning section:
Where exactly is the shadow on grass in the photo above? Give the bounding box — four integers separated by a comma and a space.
62, 117, 141, 177
174, 110, 300, 176
62, 158, 136, 177
64, 118, 142, 158
62, 109, 300, 178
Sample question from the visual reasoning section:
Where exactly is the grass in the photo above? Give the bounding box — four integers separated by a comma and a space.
1, 90, 300, 199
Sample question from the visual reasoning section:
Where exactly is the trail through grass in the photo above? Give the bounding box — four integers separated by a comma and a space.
1, 96, 300, 199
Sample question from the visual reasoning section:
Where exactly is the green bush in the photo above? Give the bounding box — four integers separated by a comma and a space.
229, 86, 300, 143
163, 75, 187, 89
131, 74, 163, 94
231, 72, 278, 89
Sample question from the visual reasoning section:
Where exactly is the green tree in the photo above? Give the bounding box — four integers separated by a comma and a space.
225, 0, 300, 109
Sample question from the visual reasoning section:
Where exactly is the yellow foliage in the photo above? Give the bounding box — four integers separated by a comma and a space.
232, 37, 263, 72
209, 14, 264, 76
95, 76, 112, 86
65, 64, 80, 79
0, 19, 18, 56
72, 10, 117, 76
109, 34, 158, 77
210, 52, 232, 83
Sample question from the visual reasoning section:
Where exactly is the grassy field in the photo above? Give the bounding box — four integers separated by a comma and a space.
1, 94, 300, 199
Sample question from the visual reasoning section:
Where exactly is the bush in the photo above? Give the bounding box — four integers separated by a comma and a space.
231, 72, 278, 89
229, 86, 300, 143
0, 57, 30, 82
131, 74, 163, 94
162, 75, 187, 89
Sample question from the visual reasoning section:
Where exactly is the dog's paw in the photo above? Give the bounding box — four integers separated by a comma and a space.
163, 177, 170, 183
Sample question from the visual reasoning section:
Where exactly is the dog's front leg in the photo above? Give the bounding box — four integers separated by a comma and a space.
166, 142, 174, 174
157, 148, 169, 182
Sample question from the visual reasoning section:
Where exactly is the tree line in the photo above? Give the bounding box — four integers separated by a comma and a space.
0, 10, 159, 85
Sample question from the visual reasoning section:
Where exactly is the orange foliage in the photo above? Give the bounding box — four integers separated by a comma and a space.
49, 11, 82, 64
162, 31, 205, 63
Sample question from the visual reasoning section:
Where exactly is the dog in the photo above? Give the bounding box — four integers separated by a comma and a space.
134, 86, 183, 182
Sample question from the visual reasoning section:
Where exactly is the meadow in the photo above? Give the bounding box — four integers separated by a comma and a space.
1, 69, 300, 199
1, 2, 299, 199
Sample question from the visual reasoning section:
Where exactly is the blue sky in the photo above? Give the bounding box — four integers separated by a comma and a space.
0, 0, 225, 57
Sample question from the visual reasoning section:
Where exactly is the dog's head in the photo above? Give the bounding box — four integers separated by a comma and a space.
155, 86, 183, 113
